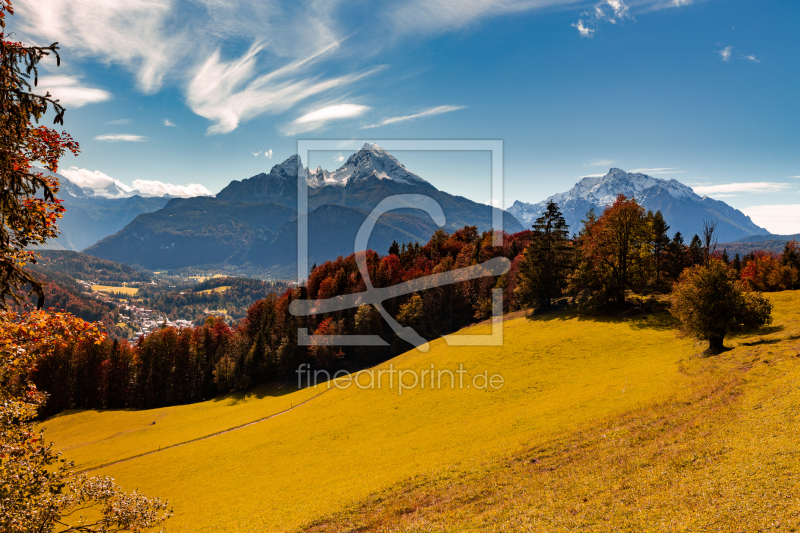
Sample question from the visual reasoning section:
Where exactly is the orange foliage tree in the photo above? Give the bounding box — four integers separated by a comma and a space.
0, 0, 78, 308
570, 195, 653, 306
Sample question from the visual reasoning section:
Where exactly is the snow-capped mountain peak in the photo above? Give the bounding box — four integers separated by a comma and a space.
324, 143, 430, 187
508, 168, 768, 242
558, 168, 697, 208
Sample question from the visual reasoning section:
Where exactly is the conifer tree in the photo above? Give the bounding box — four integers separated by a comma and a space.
650, 210, 670, 284
515, 201, 572, 311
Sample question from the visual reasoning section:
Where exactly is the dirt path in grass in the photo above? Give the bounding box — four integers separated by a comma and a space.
72, 384, 337, 475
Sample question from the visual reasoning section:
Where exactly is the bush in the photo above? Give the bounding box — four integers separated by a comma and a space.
670, 259, 772, 354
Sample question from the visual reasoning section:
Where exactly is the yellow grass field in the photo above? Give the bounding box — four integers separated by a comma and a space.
42, 291, 800, 532
196, 285, 231, 294
91, 284, 139, 295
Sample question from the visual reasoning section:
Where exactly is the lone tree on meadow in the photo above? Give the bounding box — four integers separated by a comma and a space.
515, 201, 572, 311
670, 258, 772, 354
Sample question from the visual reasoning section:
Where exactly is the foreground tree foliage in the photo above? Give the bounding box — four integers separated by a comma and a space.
0, 1, 79, 308
514, 201, 572, 311
0, 311, 172, 532
1, 2, 172, 530
670, 259, 772, 354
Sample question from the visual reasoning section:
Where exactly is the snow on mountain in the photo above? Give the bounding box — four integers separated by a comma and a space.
318, 143, 430, 187
508, 168, 769, 242
241, 143, 432, 191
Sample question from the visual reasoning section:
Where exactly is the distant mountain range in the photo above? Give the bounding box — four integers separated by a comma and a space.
85, 144, 523, 274
60, 153, 775, 275
717, 233, 800, 256
37, 170, 170, 251
508, 168, 769, 243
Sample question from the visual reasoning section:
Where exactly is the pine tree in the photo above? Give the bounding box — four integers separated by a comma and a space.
689, 234, 704, 266
515, 201, 572, 311
667, 232, 686, 278
650, 210, 670, 284
732, 253, 742, 273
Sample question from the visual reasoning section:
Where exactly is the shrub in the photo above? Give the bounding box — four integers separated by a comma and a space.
670, 259, 772, 354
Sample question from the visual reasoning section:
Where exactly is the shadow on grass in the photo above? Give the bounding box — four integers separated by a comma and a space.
523, 299, 679, 332
210, 381, 300, 405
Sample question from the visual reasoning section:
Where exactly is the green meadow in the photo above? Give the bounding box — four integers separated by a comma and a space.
43, 291, 800, 532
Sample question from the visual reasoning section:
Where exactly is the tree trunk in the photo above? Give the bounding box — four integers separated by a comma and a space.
707, 334, 726, 354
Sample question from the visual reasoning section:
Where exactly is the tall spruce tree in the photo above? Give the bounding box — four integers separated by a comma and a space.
689, 234, 704, 266
650, 210, 670, 284
515, 201, 572, 311
668, 231, 686, 278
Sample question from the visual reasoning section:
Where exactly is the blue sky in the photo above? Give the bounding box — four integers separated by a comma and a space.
13, 0, 800, 233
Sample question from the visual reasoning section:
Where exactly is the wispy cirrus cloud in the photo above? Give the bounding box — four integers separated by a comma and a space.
282, 104, 371, 135
163, 119, 177, 127
630, 167, 687, 175
94, 134, 147, 142
105, 118, 131, 125
364, 105, 465, 129
17, 0, 701, 135
691, 182, 793, 196
188, 40, 382, 134
35, 75, 111, 107
584, 159, 615, 167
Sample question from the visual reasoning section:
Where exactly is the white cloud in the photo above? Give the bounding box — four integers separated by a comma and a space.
94, 134, 147, 142
59, 166, 210, 198
264, 149, 273, 158
717, 45, 733, 61
572, 20, 595, 37
741, 205, 800, 235
163, 119, 177, 127
671, 0, 692, 6
18, 0, 697, 134
35, 75, 111, 107
187, 41, 381, 134
605, 0, 629, 19
585, 159, 615, 167
131, 179, 211, 197
691, 182, 793, 196
105, 118, 131, 125
60, 167, 131, 192
743, 54, 761, 63
333, 152, 345, 163
282, 103, 371, 135
572, 0, 632, 37
17, 0, 189, 94
364, 105, 465, 128
630, 167, 687, 175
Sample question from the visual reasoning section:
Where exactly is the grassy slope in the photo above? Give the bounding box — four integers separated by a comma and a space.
42, 292, 799, 532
